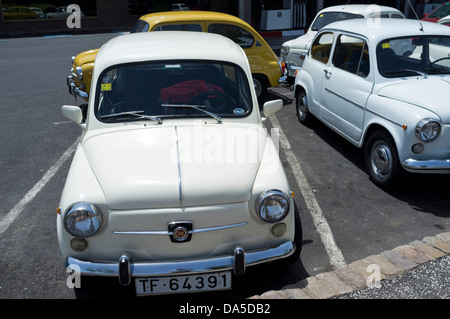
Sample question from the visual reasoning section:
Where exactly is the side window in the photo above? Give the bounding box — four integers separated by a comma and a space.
332, 35, 370, 77
208, 24, 254, 49
153, 24, 202, 32
311, 32, 334, 64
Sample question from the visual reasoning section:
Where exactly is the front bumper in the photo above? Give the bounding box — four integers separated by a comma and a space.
403, 158, 450, 172
67, 75, 88, 99
66, 241, 295, 286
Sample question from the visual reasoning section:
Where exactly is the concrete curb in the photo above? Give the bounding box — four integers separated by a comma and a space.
249, 231, 450, 299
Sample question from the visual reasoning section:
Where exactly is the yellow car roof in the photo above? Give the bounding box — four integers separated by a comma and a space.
139, 11, 256, 31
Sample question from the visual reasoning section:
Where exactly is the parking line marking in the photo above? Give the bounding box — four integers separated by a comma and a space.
0, 138, 79, 236
270, 114, 347, 269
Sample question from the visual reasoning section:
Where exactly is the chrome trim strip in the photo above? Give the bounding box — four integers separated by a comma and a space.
112, 222, 247, 235
66, 241, 295, 278
174, 126, 183, 205
324, 88, 365, 110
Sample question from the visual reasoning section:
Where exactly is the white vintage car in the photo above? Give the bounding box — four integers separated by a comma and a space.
57, 31, 302, 296
280, 4, 406, 81
293, 19, 450, 188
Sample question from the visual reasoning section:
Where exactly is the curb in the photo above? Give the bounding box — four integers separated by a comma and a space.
249, 231, 450, 299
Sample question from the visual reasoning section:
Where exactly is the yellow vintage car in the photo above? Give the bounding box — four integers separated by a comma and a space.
67, 11, 285, 101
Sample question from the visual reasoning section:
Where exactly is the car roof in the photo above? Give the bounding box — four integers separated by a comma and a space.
318, 4, 404, 17
322, 18, 450, 41
94, 31, 248, 73
139, 10, 248, 26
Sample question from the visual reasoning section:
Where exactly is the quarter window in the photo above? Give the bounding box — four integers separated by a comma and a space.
208, 24, 254, 49
310, 32, 333, 64
333, 35, 370, 77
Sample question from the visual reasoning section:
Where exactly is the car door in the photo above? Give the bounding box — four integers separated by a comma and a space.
306, 31, 335, 116
320, 33, 373, 142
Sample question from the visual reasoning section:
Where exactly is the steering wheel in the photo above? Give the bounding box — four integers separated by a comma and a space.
429, 57, 450, 66
188, 91, 237, 113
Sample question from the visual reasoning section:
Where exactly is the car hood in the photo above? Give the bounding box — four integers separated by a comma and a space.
377, 77, 450, 123
82, 125, 267, 209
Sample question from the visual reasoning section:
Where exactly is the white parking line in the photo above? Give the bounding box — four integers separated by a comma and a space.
0, 138, 79, 236
270, 114, 347, 269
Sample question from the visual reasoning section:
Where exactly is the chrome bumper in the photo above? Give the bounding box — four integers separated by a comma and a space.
67, 75, 88, 99
66, 241, 295, 286
403, 159, 450, 171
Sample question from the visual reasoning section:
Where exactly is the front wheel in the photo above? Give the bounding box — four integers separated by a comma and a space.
365, 130, 404, 188
278, 201, 302, 267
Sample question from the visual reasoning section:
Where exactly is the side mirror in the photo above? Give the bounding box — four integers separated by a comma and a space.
61, 105, 83, 125
263, 99, 283, 118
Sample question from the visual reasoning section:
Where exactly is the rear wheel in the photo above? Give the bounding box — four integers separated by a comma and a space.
253, 74, 267, 101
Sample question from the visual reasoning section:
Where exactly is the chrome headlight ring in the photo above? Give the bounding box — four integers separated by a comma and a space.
255, 189, 290, 223
64, 202, 103, 238
280, 45, 289, 57
415, 119, 441, 143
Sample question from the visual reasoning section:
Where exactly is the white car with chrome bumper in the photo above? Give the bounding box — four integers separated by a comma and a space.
293, 19, 450, 188
281, 4, 405, 81
57, 31, 302, 296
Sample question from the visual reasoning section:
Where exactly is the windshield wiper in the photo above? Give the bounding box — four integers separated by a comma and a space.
384, 69, 428, 78
162, 104, 222, 124
100, 110, 162, 124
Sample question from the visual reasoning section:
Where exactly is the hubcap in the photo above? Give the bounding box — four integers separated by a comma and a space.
254, 79, 261, 97
297, 94, 308, 118
371, 141, 392, 179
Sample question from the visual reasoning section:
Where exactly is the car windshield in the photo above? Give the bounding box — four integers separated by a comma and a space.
95, 61, 252, 123
310, 12, 363, 31
377, 36, 450, 78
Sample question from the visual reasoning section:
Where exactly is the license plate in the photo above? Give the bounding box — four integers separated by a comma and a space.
135, 271, 231, 295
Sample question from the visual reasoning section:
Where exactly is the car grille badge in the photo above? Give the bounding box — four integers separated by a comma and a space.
168, 221, 193, 243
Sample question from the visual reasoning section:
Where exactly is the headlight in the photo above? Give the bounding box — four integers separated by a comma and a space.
256, 190, 290, 223
415, 119, 441, 142
280, 45, 289, 56
64, 202, 103, 238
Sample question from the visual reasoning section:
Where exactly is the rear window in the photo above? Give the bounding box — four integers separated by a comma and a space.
310, 12, 363, 31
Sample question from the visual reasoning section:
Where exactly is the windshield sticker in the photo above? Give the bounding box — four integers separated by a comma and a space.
233, 108, 245, 115
382, 42, 390, 49
101, 83, 112, 91
164, 64, 182, 69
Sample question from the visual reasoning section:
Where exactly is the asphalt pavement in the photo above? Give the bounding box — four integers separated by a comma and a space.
248, 33, 450, 300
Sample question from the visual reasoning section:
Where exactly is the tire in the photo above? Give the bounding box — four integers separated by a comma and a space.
253, 74, 267, 101
279, 201, 302, 266
296, 90, 311, 124
365, 130, 405, 188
